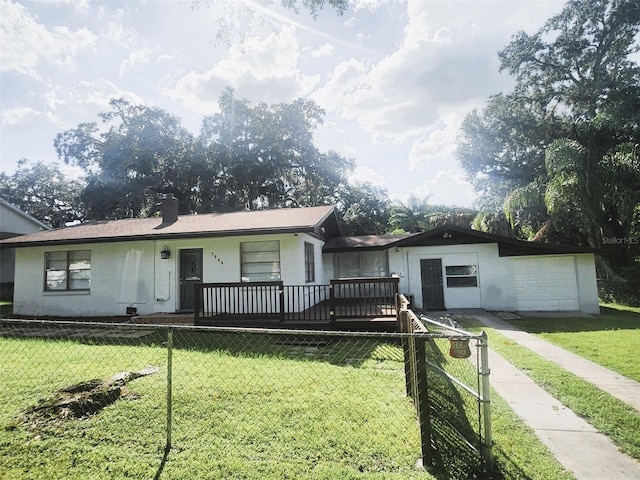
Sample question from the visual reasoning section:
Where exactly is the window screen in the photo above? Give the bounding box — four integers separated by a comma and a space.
240, 241, 281, 282
445, 265, 478, 288
45, 250, 91, 291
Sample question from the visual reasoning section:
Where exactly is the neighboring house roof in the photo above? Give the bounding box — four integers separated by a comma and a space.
0, 205, 341, 248
0, 198, 50, 239
323, 224, 594, 257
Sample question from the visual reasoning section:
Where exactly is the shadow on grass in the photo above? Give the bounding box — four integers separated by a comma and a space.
153, 447, 170, 480
0, 320, 399, 369
421, 338, 488, 480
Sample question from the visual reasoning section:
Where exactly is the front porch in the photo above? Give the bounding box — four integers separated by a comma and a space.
191, 277, 400, 330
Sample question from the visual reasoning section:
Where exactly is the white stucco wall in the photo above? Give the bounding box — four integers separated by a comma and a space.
572, 253, 599, 313
388, 245, 599, 314
13, 232, 324, 317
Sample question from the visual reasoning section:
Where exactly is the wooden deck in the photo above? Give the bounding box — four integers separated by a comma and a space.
131, 301, 399, 332
194, 278, 399, 328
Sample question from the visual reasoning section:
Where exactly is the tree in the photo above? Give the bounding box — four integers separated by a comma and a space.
334, 182, 390, 236
504, 119, 640, 250
389, 195, 476, 233
0, 159, 85, 228
199, 88, 354, 211
55, 98, 200, 220
499, 0, 640, 123
458, 0, 640, 251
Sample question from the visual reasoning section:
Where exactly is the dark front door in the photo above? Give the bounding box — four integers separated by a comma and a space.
420, 259, 445, 310
180, 248, 203, 311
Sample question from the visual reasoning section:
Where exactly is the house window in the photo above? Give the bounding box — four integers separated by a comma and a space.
445, 265, 478, 288
240, 241, 281, 282
304, 242, 315, 283
45, 250, 91, 291
334, 251, 389, 278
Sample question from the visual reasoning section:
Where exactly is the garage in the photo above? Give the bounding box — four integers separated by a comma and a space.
512, 256, 579, 311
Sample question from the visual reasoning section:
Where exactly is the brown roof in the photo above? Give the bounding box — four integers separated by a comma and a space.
323, 225, 593, 256
323, 233, 415, 252
0, 205, 340, 248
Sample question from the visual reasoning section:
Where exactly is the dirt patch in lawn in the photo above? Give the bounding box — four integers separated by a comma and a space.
11, 366, 159, 432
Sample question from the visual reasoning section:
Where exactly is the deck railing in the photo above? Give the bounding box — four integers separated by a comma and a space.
194, 277, 399, 325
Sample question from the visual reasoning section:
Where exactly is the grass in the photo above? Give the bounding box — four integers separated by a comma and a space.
0, 325, 576, 479
460, 310, 640, 461
502, 305, 640, 382
0, 330, 428, 480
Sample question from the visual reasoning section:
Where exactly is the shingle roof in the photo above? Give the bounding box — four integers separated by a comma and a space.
323, 225, 594, 256
0, 205, 339, 248
322, 233, 415, 252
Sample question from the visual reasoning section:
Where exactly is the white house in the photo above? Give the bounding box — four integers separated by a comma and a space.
323, 226, 599, 314
0, 197, 599, 319
0, 196, 340, 317
0, 198, 50, 299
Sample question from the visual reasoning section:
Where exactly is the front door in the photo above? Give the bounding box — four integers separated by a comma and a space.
420, 259, 445, 310
180, 248, 203, 311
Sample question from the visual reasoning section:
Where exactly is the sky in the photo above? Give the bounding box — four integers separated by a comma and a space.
0, 0, 569, 208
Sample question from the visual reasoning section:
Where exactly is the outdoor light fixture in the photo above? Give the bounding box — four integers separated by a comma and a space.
160, 245, 171, 259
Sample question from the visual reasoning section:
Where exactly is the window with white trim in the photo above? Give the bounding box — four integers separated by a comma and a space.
45, 250, 91, 291
304, 242, 315, 283
445, 265, 478, 287
240, 241, 281, 282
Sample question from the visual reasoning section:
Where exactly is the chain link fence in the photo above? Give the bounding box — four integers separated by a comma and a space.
0, 305, 491, 479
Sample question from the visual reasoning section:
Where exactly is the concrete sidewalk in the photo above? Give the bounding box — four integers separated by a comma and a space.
448, 310, 640, 480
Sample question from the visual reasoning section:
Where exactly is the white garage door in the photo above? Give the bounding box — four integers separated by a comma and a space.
512, 256, 579, 311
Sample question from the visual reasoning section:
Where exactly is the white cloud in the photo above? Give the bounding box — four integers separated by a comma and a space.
36, 0, 90, 12
348, 166, 386, 187
104, 21, 137, 48
311, 43, 335, 58
0, 0, 96, 75
313, 120, 357, 159
119, 49, 154, 75
166, 25, 320, 114
0, 106, 54, 126
407, 112, 462, 171
44, 79, 144, 126
315, 0, 566, 144
407, 169, 476, 208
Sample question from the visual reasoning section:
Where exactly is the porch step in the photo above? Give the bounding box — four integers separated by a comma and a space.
131, 313, 194, 325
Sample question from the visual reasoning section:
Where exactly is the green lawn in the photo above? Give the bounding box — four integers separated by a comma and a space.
460, 305, 640, 461
506, 305, 640, 382
0, 327, 574, 479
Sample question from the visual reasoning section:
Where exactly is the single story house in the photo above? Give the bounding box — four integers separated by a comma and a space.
323, 227, 598, 314
0, 196, 599, 319
0, 198, 50, 300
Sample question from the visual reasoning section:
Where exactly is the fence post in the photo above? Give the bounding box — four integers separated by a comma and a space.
415, 336, 434, 469
166, 328, 173, 453
479, 331, 493, 473
398, 309, 413, 399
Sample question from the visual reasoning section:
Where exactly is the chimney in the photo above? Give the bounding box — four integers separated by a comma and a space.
161, 193, 179, 224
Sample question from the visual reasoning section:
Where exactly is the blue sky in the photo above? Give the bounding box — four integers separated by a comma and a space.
1, 0, 568, 207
